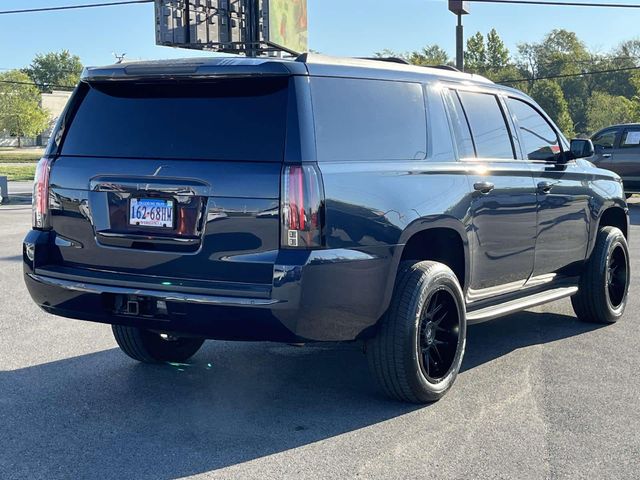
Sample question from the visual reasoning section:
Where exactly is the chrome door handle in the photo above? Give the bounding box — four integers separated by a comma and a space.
602, 153, 612, 158
538, 181, 554, 194
473, 181, 495, 194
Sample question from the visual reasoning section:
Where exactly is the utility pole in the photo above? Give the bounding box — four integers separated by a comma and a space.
448, 1, 470, 71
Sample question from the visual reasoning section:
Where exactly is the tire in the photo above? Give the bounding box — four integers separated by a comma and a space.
367, 261, 467, 404
571, 226, 630, 324
112, 325, 205, 363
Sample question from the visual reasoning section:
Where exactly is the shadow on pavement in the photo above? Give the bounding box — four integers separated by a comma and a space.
0, 255, 22, 263
0, 310, 602, 479
1, 193, 31, 206
462, 310, 603, 372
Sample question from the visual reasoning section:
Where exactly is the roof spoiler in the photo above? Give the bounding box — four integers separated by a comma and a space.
81, 57, 305, 82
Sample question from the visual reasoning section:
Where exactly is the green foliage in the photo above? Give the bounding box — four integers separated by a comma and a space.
530, 80, 575, 137
407, 45, 451, 66
377, 28, 640, 136
518, 30, 592, 132
486, 29, 510, 70
26, 50, 82, 92
586, 92, 637, 133
0, 165, 37, 181
0, 70, 50, 146
465, 32, 486, 72
376, 45, 451, 67
462, 29, 521, 85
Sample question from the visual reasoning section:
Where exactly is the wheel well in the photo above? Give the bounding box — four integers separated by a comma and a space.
400, 228, 466, 289
599, 207, 628, 238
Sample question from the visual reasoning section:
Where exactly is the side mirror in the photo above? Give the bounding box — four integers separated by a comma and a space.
569, 138, 595, 159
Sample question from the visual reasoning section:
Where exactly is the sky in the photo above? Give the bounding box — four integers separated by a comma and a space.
0, 0, 639, 70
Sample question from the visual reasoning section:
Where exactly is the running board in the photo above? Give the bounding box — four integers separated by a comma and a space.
466, 286, 578, 324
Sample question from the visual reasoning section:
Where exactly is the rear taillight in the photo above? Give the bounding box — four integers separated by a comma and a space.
32, 157, 53, 229
281, 164, 324, 249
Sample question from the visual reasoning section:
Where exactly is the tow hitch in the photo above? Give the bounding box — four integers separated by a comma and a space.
113, 295, 168, 318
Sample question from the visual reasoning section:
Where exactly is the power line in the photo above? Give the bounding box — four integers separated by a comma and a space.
0, 0, 153, 16
499, 64, 640, 84
464, 0, 640, 8
0, 79, 75, 91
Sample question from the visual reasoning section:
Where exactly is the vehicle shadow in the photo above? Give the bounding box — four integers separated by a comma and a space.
461, 310, 604, 372
0, 254, 22, 262
0, 310, 602, 479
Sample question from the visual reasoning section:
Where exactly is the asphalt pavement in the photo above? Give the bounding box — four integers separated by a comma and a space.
0, 202, 639, 479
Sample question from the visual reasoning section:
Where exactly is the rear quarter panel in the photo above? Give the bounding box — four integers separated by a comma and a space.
318, 160, 472, 316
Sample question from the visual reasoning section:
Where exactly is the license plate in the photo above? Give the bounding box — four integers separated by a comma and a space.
129, 198, 174, 228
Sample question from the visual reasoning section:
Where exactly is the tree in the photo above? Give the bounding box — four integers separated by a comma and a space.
406, 45, 451, 66
586, 91, 637, 133
375, 45, 450, 67
530, 80, 574, 137
26, 50, 82, 92
462, 29, 521, 83
0, 71, 50, 147
486, 29, 509, 70
517, 30, 590, 132
631, 72, 640, 118
464, 32, 486, 73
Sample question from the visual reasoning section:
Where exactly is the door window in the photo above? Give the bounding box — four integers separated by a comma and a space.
457, 90, 515, 159
507, 98, 561, 162
592, 129, 619, 151
621, 128, 640, 148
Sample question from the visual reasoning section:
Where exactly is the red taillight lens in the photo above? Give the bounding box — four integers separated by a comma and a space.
32, 157, 52, 229
281, 164, 324, 249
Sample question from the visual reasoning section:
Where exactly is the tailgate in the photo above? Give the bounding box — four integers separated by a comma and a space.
43, 76, 290, 287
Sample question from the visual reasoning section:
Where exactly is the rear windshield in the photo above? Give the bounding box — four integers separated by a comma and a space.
61, 77, 289, 161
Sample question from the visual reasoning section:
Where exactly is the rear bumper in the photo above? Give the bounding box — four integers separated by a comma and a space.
24, 230, 395, 342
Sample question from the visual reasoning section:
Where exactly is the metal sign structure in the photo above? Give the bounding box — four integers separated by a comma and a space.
154, 0, 308, 56
448, 1, 470, 15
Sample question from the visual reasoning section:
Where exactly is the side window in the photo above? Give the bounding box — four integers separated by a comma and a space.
621, 128, 640, 148
507, 98, 561, 162
310, 77, 427, 162
592, 129, 618, 150
457, 90, 515, 159
443, 89, 475, 158
425, 85, 456, 162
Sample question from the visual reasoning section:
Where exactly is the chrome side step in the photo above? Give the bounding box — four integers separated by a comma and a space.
466, 286, 578, 325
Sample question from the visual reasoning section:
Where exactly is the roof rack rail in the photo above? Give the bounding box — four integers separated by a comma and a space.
431, 65, 461, 72
357, 57, 411, 65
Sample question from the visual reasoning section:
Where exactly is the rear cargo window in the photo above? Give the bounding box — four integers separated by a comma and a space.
61, 77, 289, 161
311, 77, 427, 162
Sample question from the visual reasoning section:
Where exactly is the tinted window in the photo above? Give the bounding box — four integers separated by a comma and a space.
457, 91, 514, 159
62, 78, 289, 161
621, 128, 640, 148
444, 89, 475, 158
311, 78, 427, 161
507, 98, 560, 161
592, 129, 618, 149
425, 85, 455, 161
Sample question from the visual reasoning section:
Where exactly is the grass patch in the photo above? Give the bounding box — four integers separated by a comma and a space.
0, 157, 40, 164
0, 149, 43, 164
0, 165, 36, 181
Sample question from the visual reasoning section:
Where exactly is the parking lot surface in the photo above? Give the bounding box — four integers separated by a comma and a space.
1, 202, 639, 479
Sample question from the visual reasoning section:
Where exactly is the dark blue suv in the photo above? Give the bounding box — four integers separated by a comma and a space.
24, 55, 630, 403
